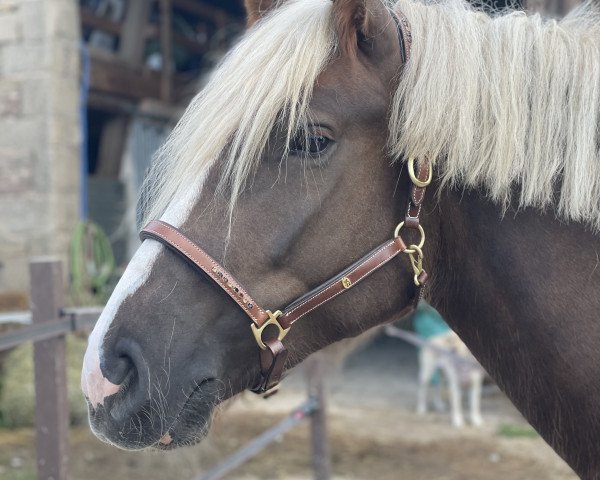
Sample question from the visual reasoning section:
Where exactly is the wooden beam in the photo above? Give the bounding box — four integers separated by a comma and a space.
81, 7, 123, 35
160, 0, 173, 102
87, 91, 137, 115
145, 25, 209, 56
171, 0, 230, 25
89, 52, 161, 100
138, 98, 184, 121
119, 0, 152, 66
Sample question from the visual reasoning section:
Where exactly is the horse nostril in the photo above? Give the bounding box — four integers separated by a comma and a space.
100, 338, 150, 421
103, 355, 133, 387
101, 338, 140, 385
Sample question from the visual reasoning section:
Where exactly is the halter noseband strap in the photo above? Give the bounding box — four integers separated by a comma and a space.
139, 9, 423, 395
141, 221, 419, 391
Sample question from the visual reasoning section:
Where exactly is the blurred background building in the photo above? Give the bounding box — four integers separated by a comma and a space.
0, 1, 81, 298
0, 0, 245, 304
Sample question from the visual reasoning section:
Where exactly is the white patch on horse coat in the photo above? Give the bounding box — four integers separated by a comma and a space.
82, 0, 336, 409
159, 433, 173, 445
81, 184, 202, 407
81, 240, 162, 407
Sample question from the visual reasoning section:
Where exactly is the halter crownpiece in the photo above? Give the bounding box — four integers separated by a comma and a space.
139, 8, 423, 395
390, 8, 412, 65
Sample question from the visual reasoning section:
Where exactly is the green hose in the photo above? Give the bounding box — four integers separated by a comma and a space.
69, 220, 115, 305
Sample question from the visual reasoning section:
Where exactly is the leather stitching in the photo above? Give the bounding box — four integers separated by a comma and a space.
411, 161, 423, 205
282, 240, 401, 324
143, 223, 267, 324
285, 243, 402, 323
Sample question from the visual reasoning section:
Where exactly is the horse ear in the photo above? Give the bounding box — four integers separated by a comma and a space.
244, 0, 278, 28
332, 0, 390, 56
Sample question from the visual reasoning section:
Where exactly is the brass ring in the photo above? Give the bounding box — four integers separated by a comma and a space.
408, 158, 432, 188
394, 222, 425, 254
407, 244, 423, 259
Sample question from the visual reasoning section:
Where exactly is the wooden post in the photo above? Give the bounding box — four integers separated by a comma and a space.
160, 0, 173, 102
306, 356, 331, 480
525, 0, 581, 16
30, 259, 69, 480
119, 0, 151, 67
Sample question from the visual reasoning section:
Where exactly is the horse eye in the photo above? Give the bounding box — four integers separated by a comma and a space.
289, 133, 332, 156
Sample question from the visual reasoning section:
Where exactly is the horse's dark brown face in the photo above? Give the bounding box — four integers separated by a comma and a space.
82, 0, 416, 450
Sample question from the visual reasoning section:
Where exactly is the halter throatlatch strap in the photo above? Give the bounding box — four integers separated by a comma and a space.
278, 237, 408, 329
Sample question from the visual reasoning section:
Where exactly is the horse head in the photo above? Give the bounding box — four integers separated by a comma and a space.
81, 0, 426, 449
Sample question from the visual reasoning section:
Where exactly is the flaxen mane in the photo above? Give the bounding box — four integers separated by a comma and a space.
142, 0, 600, 230
140, 0, 336, 226
390, 0, 600, 228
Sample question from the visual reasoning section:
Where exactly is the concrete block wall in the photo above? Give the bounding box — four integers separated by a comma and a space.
0, 0, 80, 294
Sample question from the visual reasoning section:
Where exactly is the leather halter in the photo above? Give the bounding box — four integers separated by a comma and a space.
139, 9, 427, 395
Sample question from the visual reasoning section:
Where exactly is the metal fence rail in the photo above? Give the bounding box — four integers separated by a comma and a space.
0, 311, 32, 325
199, 398, 319, 480
0, 310, 101, 352
0, 259, 102, 480
0, 318, 73, 352
0, 258, 332, 480
198, 355, 331, 480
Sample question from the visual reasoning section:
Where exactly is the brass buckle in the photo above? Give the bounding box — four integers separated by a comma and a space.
408, 158, 432, 187
251, 310, 290, 350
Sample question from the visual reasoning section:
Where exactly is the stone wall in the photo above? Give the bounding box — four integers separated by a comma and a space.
0, 0, 80, 294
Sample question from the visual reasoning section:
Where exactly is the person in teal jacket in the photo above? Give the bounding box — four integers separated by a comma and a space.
413, 300, 450, 339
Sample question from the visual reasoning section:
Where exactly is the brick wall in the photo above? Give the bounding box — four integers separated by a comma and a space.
0, 0, 80, 294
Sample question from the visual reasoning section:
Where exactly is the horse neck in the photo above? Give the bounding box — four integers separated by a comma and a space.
430, 186, 600, 477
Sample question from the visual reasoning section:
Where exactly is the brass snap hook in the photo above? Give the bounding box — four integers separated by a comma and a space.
406, 244, 425, 286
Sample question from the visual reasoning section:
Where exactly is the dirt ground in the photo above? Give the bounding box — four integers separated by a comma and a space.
0, 334, 577, 480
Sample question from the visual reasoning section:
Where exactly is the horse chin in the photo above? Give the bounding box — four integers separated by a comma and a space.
86, 378, 220, 451
152, 379, 222, 450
